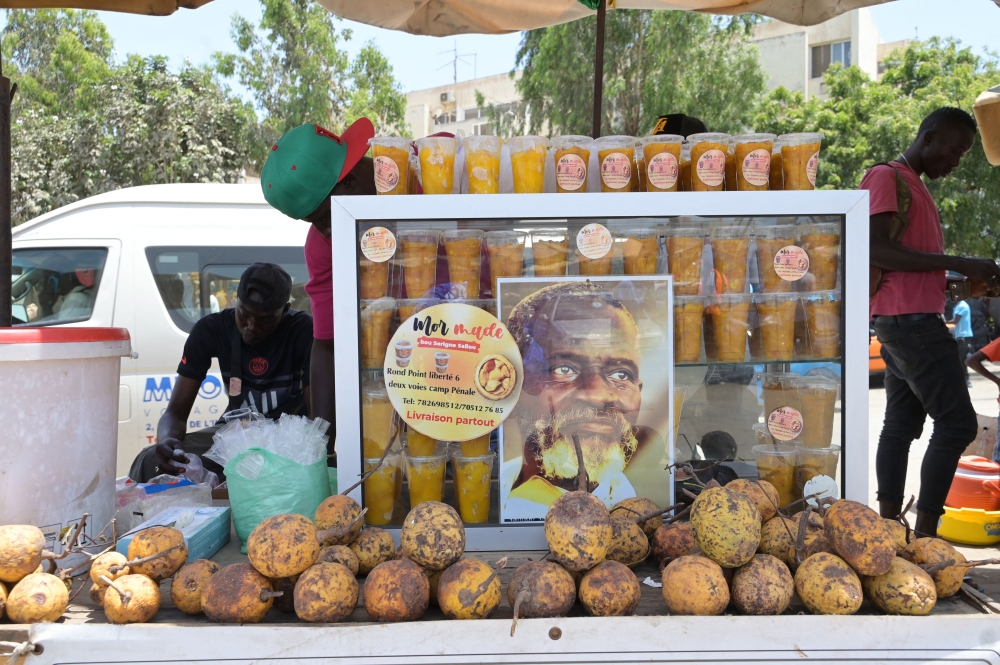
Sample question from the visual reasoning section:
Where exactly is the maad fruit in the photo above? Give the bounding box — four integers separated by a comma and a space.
247, 514, 320, 579
318, 545, 360, 575
823, 500, 894, 576
0, 525, 46, 584
605, 515, 649, 567
350, 528, 396, 575
726, 479, 780, 522
363, 559, 429, 622
127, 526, 189, 581
6, 573, 68, 623
794, 552, 863, 615
661, 555, 729, 616
690, 487, 761, 568
314, 495, 364, 546
400, 502, 465, 571
650, 522, 697, 562
884, 519, 910, 554
294, 562, 359, 623
545, 491, 611, 572
202, 563, 281, 623
170, 559, 220, 615
731, 554, 793, 615
902, 537, 967, 599
578, 560, 641, 617
610, 497, 662, 537
102, 574, 161, 624
507, 561, 576, 620
437, 558, 502, 620
862, 557, 936, 615
89, 551, 129, 590
269, 575, 299, 613
757, 517, 796, 567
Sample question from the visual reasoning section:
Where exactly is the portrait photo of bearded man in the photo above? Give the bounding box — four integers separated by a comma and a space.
499, 281, 664, 519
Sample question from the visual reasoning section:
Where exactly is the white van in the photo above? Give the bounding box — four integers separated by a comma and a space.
10, 184, 311, 476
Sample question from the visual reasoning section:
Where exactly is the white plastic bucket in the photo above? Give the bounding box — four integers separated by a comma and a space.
0, 327, 131, 564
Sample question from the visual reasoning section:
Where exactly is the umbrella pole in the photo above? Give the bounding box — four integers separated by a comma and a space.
591, 0, 606, 138
0, 52, 13, 328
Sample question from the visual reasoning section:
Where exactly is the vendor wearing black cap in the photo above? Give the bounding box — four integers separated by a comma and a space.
128, 263, 314, 482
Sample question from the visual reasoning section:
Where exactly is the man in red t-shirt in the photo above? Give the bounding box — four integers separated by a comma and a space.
864, 106, 1000, 537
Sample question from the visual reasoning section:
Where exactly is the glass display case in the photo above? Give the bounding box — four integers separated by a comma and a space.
331, 192, 869, 550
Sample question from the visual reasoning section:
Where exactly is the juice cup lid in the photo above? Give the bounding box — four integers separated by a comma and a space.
778, 132, 825, 146
753, 443, 797, 456
641, 134, 683, 146
732, 133, 777, 144
687, 132, 732, 146
594, 135, 637, 150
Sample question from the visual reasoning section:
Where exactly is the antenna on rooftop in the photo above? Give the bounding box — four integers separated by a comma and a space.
438, 40, 476, 86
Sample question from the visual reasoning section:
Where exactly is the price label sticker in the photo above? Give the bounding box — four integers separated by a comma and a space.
361, 227, 397, 263
695, 149, 726, 187
576, 223, 613, 260
647, 152, 679, 190
806, 151, 820, 186
773, 245, 809, 281
373, 156, 401, 193
741, 149, 771, 187
767, 406, 803, 441
600, 152, 632, 190
556, 153, 587, 191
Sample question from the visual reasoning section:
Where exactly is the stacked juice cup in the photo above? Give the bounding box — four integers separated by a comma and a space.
753, 444, 798, 507
364, 454, 401, 525
575, 224, 613, 276
799, 222, 841, 291
552, 135, 593, 193
665, 226, 705, 295
710, 293, 751, 362
640, 135, 683, 192
794, 373, 839, 449
358, 230, 390, 299
761, 371, 802, 424
452, 448, 495, 523
443, 229, 484, 298
594, 136, 637, 193
679, 144, 692, 191
463, 136, 502, 194
360, 298, 396, 369
710, 226, 750, 294
415, 136, 457, 194
724, 143, 737, 191
674, 296, 704, 364
632, 139, 645, 192
619, 226, 660, 275
407, 153, 420, 195
404, 438, 448, 506
485, 230, 527, 296
732, 133, 776, 191
362, 379, 397, 458
369, 137, 411, 195
780, 133, 824, 190
796, 444, 841, 496
755, 293, 799, 361
688, 133, 730, 191
754, 225, 798, 293
397, 229, 440, 298
804, 290, 842, 358
508, 136, 548, 193
769, 138, 785, 190
396, 298, 440, 336
531, 229, 569, 276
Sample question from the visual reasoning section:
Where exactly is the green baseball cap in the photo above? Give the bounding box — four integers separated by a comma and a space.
261, 117, 375, 219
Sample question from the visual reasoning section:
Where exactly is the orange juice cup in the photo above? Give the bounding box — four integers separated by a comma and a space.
452, 452, 495, 523
369, 136, 411, 195
531, 230, 569, 276
619, 226, 660, 275
674, 296, 704, 364
397, 229, 440, 298
641, 135, 683, 192
754, 226, 798, 293
404, 452, 448, 506
415, 136, 457, 194
753, 422, 775, 447
760, 371, 802, 422
804, 290, 842, 358
724, 143, 737, 191
753, 444, 799, 507
594, 135, 636, 193
508, 136, 548, 193
360, 298, 396, 369
460, 432, 491, 457
407, 154, 420, 195
575, 228, 613, 276
552, 135, 593, 194
710, 226, 750, 294
362, 379, 396, 457
665, 227, 705, 295
406, 428, 440, 457
796, 445, 841, 493
364, 455, 400, 525
755, 292, 799, 362
463, 135, 502, 194
800, 222, 841, 291
396, 297, 440, 340
688, 133, 731, 191
794, 374, 839, 449
443, 229, 484, 298
780, 133, 824, 191
732, 133, 775, 191
679, 144, 692, 191
359, 249, 390, 300
485, 230, 526, 296
633, 139, 645, 192
710, 293, 751, 362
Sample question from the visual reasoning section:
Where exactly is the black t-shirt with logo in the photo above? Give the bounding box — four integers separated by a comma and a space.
177, 309, 313, 416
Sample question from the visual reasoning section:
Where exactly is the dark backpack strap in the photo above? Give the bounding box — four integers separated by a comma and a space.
869, 162, 913, 297
227, 324, 245, 412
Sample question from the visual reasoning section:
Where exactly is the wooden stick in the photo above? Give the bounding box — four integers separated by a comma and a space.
664, 506, 691, 524
572, 434, 588, 494
109, 542, 183, 574
778, 492, 825, 514
793, 505, 812, 568
260, 589, 284, 601
510, 589, 530, 637
340, 416, 400, 496
317, 508, 369, 544
100, 575, 132, 608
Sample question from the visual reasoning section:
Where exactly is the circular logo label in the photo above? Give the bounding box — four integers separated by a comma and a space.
360, 227, 396, 263
249, 357, 268, 376
600, 152, 632, 190
767, 406, 803, 441
806, 151, 819, 186
576, 223, 613, 260
773, 245, 809, 281
695, 149, 726, 187
373, 156, 401, 193
555, 153, 587, 191
384, 302, 523, 442
646, 152, 678, 190
741, 149, 771, 187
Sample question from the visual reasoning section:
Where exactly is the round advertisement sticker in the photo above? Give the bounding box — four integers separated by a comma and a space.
360, 227, 396, 263
576, 223, 613, 260
767, 406, 803, 441
773, 245, 809, 281
695, 149, 726, 187
741, 149, 771, 187
600, 152, 632, 190
556, 153, 587, 191
384, 302, 523, 442
373, 156, 401, 193
806, 151, 820, 186
646, 152, 679, 190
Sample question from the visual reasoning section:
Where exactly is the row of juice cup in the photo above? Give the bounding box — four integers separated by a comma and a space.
360, 222, 841, 302
371, 132, 824, 194
753, 440, 841, 509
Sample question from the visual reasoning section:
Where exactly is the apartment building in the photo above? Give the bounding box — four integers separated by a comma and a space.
404, 71, 521, 139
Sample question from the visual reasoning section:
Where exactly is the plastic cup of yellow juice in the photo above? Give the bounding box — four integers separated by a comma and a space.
753, 444, 799, 508
710, 226, 750, 294
760, 371, 802, 424
364, 455, 400, 525
460, 432, 491, 457
688, 133, 731, 191
619, 226, 660, 275
360, 298, 396, 369
769, 139, 784, 191
725, 143, 737, 191
796, 445, 841, 494
362, 379, 397, 457
552, 135, 593, 193
443, 229, 484, 298
369, 136, 411, 195
755, 292, 799, 362
665, 226, 704, 295
396, 298, 440, 340
640, 134, 683, 192
804, 290, 842, 358
404, 452, 448, 506
753, 422, 774, 447
415, 136, 457, 194
679, 144, 692, 191
407, 154, 420, 195
754, 226, 798, 293
531, 230, 569, 276
709, 293, 751, 362
794, 374, 839, 449
575, 226, 613, 276
406, 427, 441, 457
508, 136, 548, 193
485, 230, 526, 296
397, 229, 440, 298
452, 452, 495, 524
732, 133, 775, 191
593, 135, 636, 193
799, 222, 840, 291
632, 139, 645, 192
674, 296, 704, 364
359, 230, 390, 299
463, 135, 502, 194
780, 133, 824, 191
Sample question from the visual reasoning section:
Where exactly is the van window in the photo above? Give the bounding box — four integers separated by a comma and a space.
11, 248, 108, 326
146, 247, 312, 333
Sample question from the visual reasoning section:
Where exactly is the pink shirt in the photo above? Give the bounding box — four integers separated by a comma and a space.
304, 225, 333, 340
861, 162, 946, 316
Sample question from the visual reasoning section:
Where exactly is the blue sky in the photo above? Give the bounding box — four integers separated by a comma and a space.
44, 0, 1000, 95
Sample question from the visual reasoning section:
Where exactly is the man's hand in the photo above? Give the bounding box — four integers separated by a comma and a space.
957, 257, 1000, 289
153, 438, 190, 475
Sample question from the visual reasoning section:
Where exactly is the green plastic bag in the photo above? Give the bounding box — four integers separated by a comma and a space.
226, 448, 331, 552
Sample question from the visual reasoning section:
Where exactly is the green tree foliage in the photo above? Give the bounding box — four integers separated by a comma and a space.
752, 38, 1000, 258
480, 10, 765, 137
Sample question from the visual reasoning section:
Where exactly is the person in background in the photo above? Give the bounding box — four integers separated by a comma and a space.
261, 118, 377, 466
951, 297, 973, 387
969, 296, 990, 352
966, 341, 1000, 462
866, 106, 1000, 537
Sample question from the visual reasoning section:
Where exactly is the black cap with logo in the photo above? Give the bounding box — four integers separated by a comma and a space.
237, 262, 292, 311
652, 114, 708, 139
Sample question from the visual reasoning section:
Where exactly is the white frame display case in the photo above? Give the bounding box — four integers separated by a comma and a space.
331, 191, 870, 550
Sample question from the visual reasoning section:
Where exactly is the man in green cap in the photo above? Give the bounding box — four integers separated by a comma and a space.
261, 118, 377, 465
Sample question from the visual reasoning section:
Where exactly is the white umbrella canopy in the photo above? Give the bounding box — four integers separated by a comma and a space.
0, 0, 212, 15
316, 0, 897, 35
